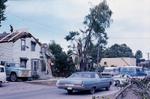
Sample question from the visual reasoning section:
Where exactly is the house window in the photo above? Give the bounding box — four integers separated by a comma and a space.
0, 67, 4, 72
41, 60, 46, 72
20, 58, 28, 68
21, 39, 26, 51
31, 41, 36, 51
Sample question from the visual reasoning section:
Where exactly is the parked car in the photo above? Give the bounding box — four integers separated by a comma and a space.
56, 72, 113, 94
118, 66, 147, 78
5, 63, 31, 82
113, 66, 146, 86
113, 74, 130, 86
0, 65, 6, 87
144, 69, 150, 76
103, 67, 119, 76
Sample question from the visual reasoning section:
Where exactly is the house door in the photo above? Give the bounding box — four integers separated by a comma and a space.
31, 59, 39, 77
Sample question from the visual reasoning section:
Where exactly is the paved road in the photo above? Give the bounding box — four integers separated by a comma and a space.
0, 82, 119, 99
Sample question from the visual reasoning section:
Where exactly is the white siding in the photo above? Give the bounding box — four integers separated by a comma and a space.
13, 37, 41, 69
100, 57, 136, 67
0, 42, 14, 63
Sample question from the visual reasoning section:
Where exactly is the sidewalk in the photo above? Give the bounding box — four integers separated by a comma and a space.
26, 78, 62, 86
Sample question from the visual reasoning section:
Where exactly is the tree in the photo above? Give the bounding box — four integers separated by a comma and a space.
84, 0, 112, 63
135, 50, 143, 59
65, 0, 112, 71
0, 0, 7, 27
104, 44, 134, 58
135, 50, 143, 64
49, 41, 76, 77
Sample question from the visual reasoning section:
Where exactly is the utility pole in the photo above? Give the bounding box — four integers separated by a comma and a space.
147, 52, 150, 60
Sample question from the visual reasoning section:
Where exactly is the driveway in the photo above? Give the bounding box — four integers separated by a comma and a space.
0, 82, 119, 99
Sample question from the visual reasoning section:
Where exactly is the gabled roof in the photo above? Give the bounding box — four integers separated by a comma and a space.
0, 32, 41, 45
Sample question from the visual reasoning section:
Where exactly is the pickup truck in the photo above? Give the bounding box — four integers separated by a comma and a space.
5, 63, 31, 82
0, 65, 6, 86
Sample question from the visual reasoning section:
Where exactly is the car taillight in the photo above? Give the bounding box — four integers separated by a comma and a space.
75, 81, 83, 87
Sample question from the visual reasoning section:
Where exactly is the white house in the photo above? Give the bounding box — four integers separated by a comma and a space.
100, 57, 136, 67
0, 31, 53, 79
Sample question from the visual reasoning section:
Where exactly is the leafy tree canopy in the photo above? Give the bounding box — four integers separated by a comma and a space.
104, 44, 134, 58
65, 0, 112, 71
49, 41, 76, 77
0, 0, 7, 27
135, 50, 143, 59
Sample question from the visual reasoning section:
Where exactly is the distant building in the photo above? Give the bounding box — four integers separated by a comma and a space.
100, 57, 136, 67
138, 60, 150, 68
0, 31, 54, 79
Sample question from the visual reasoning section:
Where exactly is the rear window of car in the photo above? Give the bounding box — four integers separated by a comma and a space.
101, 73, 112, 78
0, 67, 4, 72
70, 73, 95, 78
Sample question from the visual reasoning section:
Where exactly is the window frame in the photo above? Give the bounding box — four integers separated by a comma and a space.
21, 38, 26, 51
20, 58, 28, 68
31, 41, 36, 51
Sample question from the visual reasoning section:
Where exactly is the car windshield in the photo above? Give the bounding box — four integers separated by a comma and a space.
103, 67, 119, 73
119, 67, 144, 75
69, 72, 95, 78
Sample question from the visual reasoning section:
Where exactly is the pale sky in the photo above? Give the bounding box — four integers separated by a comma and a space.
0, 0, 150, 58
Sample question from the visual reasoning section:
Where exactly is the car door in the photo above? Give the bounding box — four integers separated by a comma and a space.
0, 67, 6, 82
95, 73, 107, 89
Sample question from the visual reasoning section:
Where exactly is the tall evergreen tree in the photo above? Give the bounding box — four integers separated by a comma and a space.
65, 0, 112, 71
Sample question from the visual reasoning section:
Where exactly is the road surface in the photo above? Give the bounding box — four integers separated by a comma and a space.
0, 82, 119, 99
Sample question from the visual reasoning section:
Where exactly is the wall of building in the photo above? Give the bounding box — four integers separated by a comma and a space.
0, 42, 14, 63
100, 57, 136, 67
0, 36, 52, 79
13, 37, 41, 69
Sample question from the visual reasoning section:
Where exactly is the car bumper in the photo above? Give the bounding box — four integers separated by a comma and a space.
57, 85, 90, 91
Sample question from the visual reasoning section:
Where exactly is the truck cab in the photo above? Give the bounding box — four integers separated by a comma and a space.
5, 63, 31, 82
0, 65, 6, 86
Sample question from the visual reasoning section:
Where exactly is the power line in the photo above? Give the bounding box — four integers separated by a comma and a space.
109, 37, 150, 40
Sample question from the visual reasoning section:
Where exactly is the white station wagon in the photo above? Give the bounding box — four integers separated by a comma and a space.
0, 65, 6, 87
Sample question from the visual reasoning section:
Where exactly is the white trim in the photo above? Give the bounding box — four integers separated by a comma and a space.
0, 33, 12, 42
8, 32, 21, 42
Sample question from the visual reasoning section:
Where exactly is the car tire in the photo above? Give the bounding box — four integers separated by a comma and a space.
67, 90, 73, 94
90, 87, 96, 94
115, 80, 120, 86
105, 86, 110, 91
106, 83, 111, 91
10, 73, 17, 82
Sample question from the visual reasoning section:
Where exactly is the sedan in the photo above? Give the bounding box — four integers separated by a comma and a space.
56, 72, 113, 94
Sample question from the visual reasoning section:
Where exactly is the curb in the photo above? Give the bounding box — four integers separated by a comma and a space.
25, 79, 58, 86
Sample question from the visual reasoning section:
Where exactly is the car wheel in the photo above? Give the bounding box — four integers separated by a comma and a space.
115, 80, 120, 86
10, 73, 17, 82
90, 87, 96, 94
67, 90, 73, 94
106, 83, 111, 91
105, 86, 110, 91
